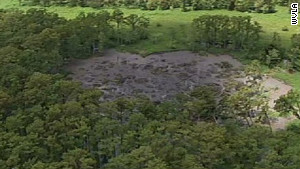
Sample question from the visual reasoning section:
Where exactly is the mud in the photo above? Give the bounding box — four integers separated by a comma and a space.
66, 49, 243, 101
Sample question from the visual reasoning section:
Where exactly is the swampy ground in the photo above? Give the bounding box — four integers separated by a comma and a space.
66, 50, 293, 130
66, 50, 243, 101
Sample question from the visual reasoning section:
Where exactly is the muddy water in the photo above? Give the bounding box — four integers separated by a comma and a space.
65, 49, 243, 101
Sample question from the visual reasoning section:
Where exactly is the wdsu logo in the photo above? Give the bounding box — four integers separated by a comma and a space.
291, 3, 298, 25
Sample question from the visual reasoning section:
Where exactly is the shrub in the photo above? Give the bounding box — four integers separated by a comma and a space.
87, 0, 105, 8
147, 0, 160, 10
235, 0, 253, 12
192, 0, 215, 10
265, 48, 281, 67
291, 34, 300, 48
289, 48, 300, 71
277, 0, 288, 6
287, 120, 300, 134
156, 22, 162, 27
282, 26, 289, 31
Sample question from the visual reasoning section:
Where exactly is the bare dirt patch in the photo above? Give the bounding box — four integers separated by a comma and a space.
66, 49, 243, 101
262, 78, 294, 130
65, 49, 294, 130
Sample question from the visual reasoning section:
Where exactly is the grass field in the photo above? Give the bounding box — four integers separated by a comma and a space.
1, 0, 299, 89
273, 71, 300, 90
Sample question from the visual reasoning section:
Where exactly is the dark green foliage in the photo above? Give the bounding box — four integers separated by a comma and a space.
21, 0, 277, 13
278, 0, 300, 7
261, 32, 286, 67
234, 0, 276, 13
59, 11, 112, 58
192, 0, 231, 10
86, 0, 105, 8
234, 0, 252, 12
192, 15, 261, 50
275, 90, 300, 119
2, 88, 300, 169
291, 33, 300, 48
244, 32, 300, 69
0, 8, 149, 61
287, 120, 300, 133
185, 86, 218, 121
192, 0, 216, 10
245, 32, 292, 68
282, 26, 289, 31
277, 0, 289, 6
288, 34, 300, 70
110, 10, 150, 45
0, 7, 300, 169
289, 48, 300, 71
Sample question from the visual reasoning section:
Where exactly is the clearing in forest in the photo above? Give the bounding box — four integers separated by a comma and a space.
66, 50, 243, 101
66, 50, 293, 129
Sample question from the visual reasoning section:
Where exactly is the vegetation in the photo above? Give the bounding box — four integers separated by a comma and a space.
191, 15, 261, 50
273, 71, 300, 90
0, 1, 300, 169
275, 90, 300, 119
19, 0, 277, 13
0, 8, 148, 60
277, 0, 300, 7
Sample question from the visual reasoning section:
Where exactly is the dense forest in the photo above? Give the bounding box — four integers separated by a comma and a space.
0, 8, 300, 169
20, 0, 280, 13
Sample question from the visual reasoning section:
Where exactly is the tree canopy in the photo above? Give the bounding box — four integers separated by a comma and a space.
20, 0, 277, 13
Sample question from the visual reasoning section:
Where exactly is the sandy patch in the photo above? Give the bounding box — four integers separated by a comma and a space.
262, 78, 294, 130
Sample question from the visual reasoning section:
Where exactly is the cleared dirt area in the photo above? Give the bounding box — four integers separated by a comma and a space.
66, 49, 293, 130
66, 49, 243, 101
262, 78, 294, 130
